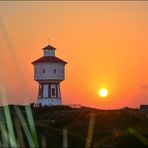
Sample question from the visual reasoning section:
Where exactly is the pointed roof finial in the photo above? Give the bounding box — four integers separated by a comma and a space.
48, 38, 50, 45
42, 38, 56, 50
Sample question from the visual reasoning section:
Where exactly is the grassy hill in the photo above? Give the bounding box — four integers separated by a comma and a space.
0, 105, 148, 147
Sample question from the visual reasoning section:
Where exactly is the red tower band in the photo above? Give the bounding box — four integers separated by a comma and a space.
38, 83, 60, 98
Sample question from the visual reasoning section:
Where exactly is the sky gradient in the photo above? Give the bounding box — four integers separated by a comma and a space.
0, 1, 148, 109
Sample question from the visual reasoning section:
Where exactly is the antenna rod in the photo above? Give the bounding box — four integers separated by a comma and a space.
48, 38, 50, 45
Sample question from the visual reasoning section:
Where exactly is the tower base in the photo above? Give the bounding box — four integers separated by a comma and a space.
37, 98, 62, 107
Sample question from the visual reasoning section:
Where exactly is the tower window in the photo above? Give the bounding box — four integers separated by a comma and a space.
35, 70, 37, 74
39, 84, 43, 98
43, 69, 45, 73
54, 69, 56, 73
52, 88, 56, 96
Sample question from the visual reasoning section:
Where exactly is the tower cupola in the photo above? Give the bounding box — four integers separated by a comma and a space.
43, 45, 56, 57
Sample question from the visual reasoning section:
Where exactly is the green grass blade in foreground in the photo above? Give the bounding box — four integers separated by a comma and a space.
0, 124, 16, 147
14, 118, 25, 147
85, 112, 95, 148
3, 106, 17, 147
25, 105, 39, 147
14, 106, 35, 147
128, 127, 148, 146
0, 84, 17, 147
0, 110, 9, 147
63, 127, 68, 148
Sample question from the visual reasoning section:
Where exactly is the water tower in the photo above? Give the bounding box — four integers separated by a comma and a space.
32, 44, 67, 106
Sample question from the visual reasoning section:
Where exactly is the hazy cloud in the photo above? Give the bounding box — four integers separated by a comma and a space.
141, 85, 148, 90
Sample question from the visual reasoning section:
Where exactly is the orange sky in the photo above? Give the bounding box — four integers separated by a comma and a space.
0, 2, 148, 109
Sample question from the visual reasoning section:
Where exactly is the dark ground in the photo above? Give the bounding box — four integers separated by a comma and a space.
1, 105, 148, 148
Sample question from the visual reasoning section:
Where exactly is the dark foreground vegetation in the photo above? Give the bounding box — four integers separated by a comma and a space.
0, 105, 148, 148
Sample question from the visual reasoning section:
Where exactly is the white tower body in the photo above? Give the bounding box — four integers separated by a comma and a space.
32, 44, 67, 107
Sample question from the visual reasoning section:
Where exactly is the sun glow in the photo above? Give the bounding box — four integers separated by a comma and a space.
99, 88, 108, 98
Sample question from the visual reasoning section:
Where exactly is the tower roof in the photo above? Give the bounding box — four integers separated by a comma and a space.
42, 45, 56, 50
32, 56, 67, 64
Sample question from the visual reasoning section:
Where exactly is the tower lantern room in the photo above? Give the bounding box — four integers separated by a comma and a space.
32, 44, 67, 107
43, 45, 56, 57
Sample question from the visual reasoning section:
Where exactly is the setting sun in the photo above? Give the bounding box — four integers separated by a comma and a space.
99, 88, 108, 98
